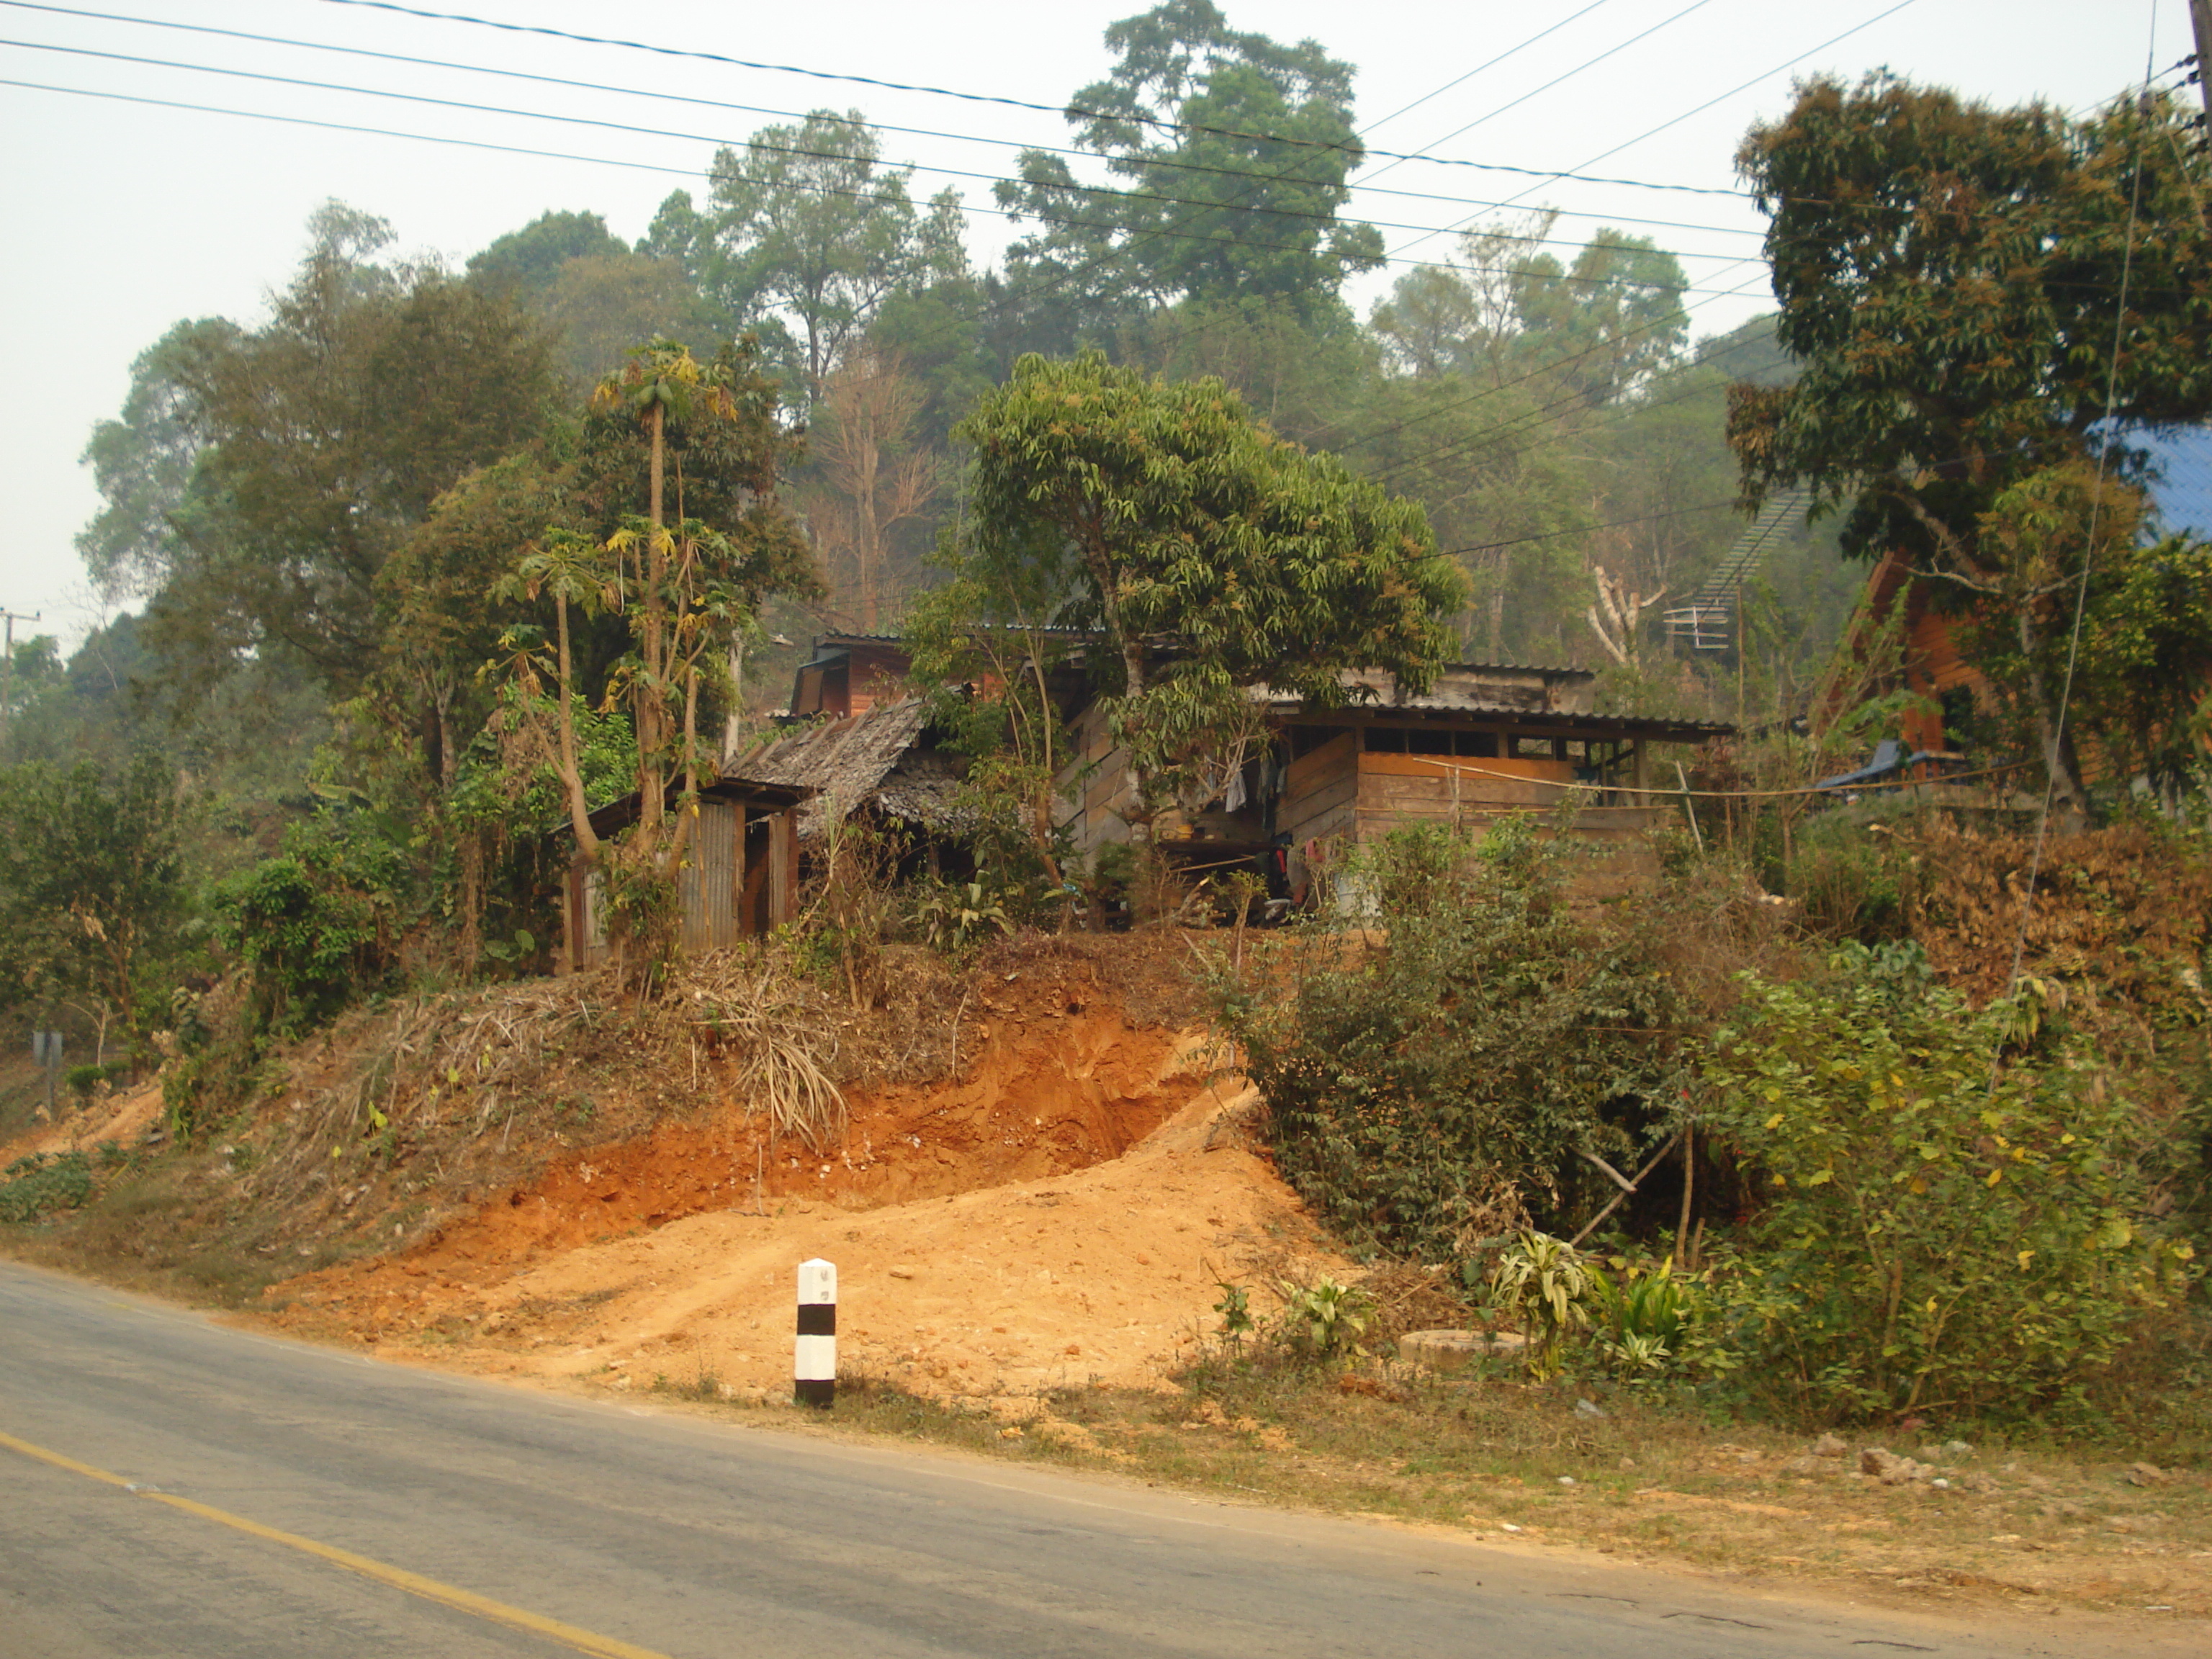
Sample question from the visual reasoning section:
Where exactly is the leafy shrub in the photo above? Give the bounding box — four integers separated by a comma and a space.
907, 877, 1015, 955
1273, 1274, 1374, 1361
62, 1061, 130, 1101
1489, 1230, 1595, 1377
0, 1151, 94, 1223
214, 811, 409, 1033
1584, 1257, 1704, 1380
1786, 818, 1915, 942
1701, 966, 2200, 1422
1217, 819, 1686, 1264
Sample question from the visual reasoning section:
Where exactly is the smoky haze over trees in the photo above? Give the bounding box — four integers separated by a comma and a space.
24, 0, 2206, 1066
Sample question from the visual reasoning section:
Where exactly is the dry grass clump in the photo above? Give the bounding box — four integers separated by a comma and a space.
1354, 1261, 1487, 1346
675, 955, 847, 1151
252, 976, 613, 1197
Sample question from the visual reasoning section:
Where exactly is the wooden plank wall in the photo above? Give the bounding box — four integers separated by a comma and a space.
1281, 732, 1357, 845
1056, 704, 1143, 856
1353, 752, 1573, 830
769, 811, 797, 927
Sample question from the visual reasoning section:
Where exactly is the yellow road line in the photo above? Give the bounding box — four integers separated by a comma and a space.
0, 1426, 132, 1488
0, 1427, 671, 1659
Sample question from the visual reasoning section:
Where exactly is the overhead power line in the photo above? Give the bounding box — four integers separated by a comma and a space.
0, 34, 1761, 274
1362, 0, 1717, 189
1355, 0, 1614, 138
1389, 0, 1922, 259
0, 66, 1771, 306
302, 0, 1751, 198
0, 1, 1761, 240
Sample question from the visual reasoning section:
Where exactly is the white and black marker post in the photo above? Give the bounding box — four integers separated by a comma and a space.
794, 1258, 836, 1409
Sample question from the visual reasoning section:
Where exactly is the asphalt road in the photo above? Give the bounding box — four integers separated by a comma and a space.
0, 1259, 2170, 1658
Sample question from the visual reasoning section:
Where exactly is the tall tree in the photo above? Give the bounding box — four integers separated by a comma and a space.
138, 204, 559, 722
0, 753, 186, 1046
954, 351, 1465, 819
800, 343, 940, 629
466, 210, 631, 303
1727, 76, 2212, 822
703, 112, 967, 397
997, 0, 1382, 323
1511, 229, 1689, 408
76, 318, 238, 601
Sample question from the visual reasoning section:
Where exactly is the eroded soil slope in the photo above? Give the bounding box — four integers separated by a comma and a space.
260, 957, 1343, 1402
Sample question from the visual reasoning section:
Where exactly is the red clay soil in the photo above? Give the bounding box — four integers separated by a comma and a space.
257, 989, 1344, 1404
386, 1001, 1206, 1272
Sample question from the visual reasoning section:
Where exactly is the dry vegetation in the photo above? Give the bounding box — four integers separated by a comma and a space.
4, 819, 2208, 1631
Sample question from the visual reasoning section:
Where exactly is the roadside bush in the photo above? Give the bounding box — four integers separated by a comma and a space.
0, 1151, 94, 1223
1786, 816, 1915, 942
1216, 819, 1687, 1267
1701, 963, 2200, 1424
63, 1061, 132, 1102
214, 811, 409, 1035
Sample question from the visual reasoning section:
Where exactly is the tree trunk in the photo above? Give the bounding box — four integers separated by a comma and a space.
640, 401, 667, 839
2018, 603, 2091, 831
553, 594, 598, 862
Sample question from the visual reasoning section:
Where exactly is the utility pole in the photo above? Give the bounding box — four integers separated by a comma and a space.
0, 606, 41, 761
2192, 0, 2212, 125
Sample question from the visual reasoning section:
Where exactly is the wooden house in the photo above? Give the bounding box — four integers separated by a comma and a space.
786, 634, 915, 720
1057, 662, 1731, 903
739, 695, 973, 863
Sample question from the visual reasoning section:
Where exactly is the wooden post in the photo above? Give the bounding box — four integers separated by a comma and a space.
732, 804, 749, 942
768, 811, 796, 928
1674, 1125, 1696, 1269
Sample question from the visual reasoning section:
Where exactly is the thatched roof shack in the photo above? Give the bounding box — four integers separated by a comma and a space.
739, 696, 971, 848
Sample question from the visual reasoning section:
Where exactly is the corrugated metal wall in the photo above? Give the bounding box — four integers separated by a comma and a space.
685, 800, 742, 950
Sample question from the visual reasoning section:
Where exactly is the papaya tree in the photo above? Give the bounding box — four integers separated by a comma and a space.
497, 338, 810, 968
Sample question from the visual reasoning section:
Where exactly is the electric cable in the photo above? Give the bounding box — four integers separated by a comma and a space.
0, 70, 1757, 302
1388, 0, 1920, 259
1360, 0, 1717, 190
0, 1, 1767, 241
1354, 0, 1614, 138
303, 0, 1753, 197
0, 38, 1762, 289
1995, 15, 2161, 1010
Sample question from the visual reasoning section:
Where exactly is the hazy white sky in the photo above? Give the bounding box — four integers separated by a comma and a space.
0, 0, 2193, 651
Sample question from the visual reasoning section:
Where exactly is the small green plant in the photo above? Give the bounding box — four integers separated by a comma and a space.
1584, 1259, 1702, 1380
556, 1094, 597, 1128
480, 927, 538, 968
62, 1061, 130, 1102
910, 878, 1015, 953
1274, 1273, 1374, 1362
0, 1151, 94, 1223
1491, 1231, 1596, 1377
1213, 1282, 1254, 1351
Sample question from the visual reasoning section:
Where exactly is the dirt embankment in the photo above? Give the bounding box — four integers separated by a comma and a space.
245, 943, 1343, 1403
